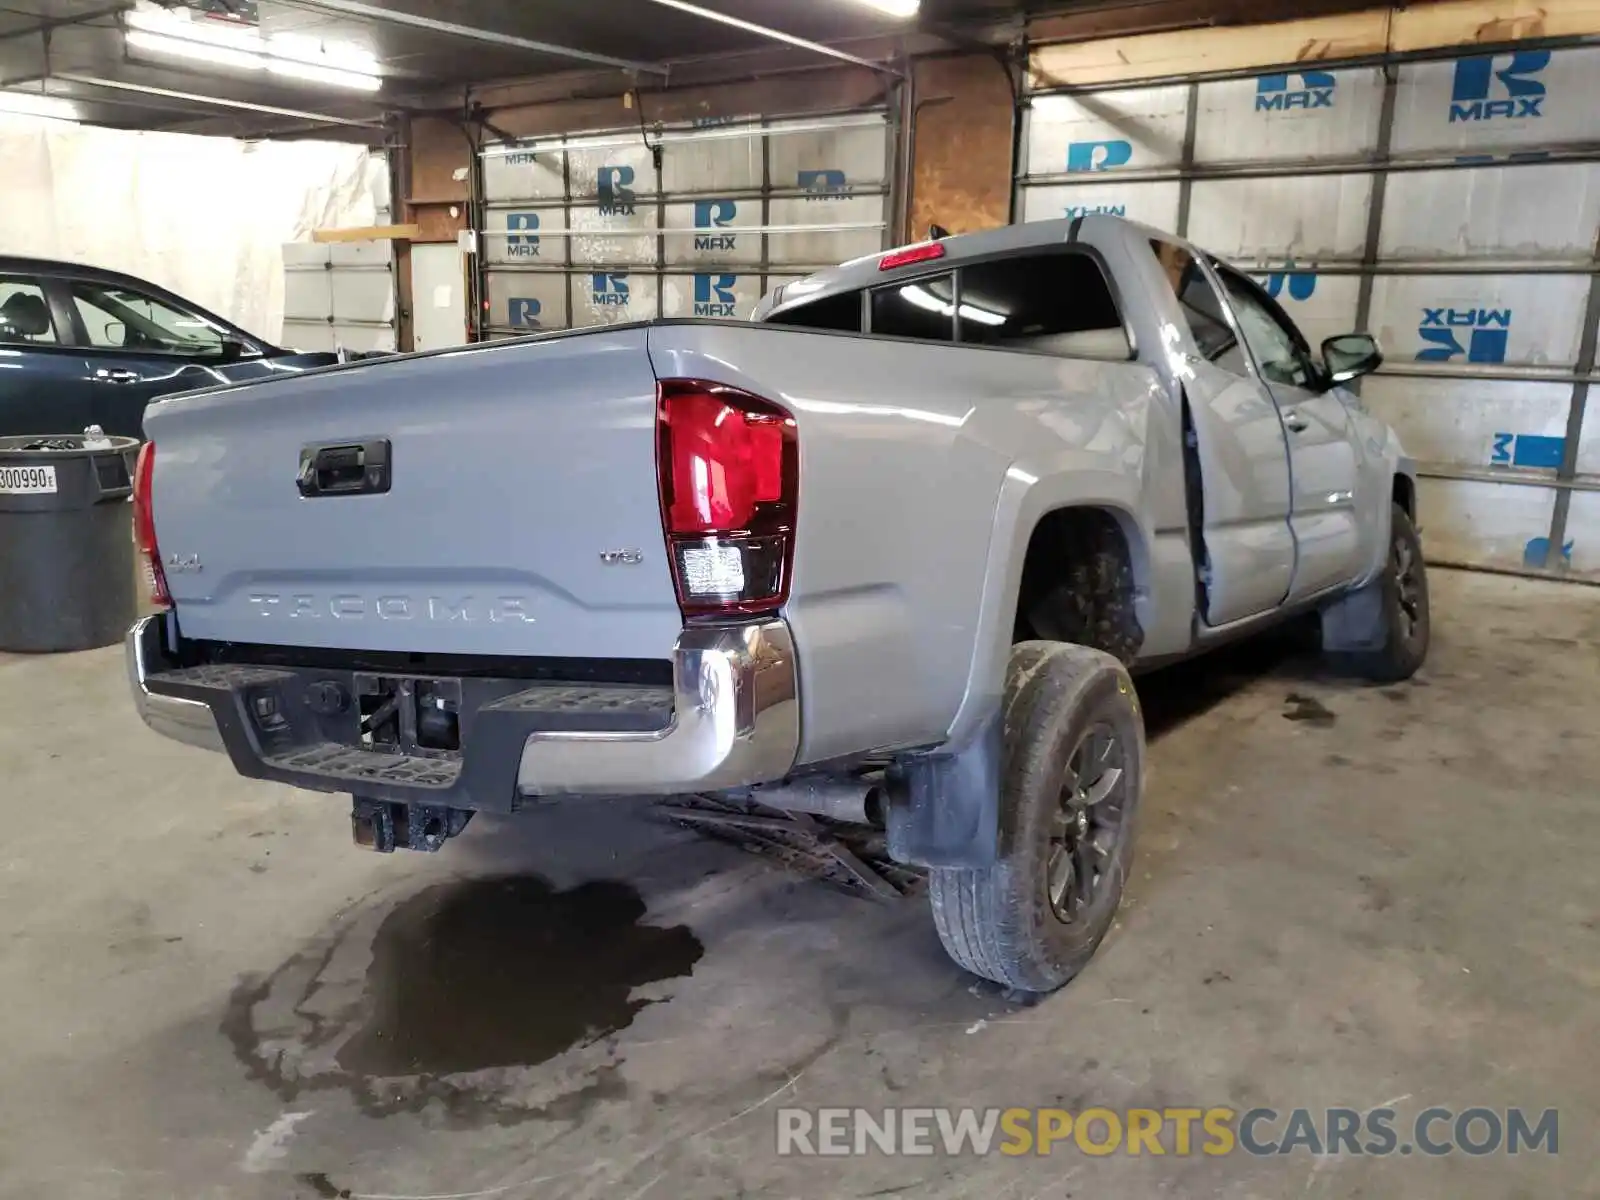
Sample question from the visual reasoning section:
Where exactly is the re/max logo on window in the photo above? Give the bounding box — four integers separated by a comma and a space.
800, 169, 850, 200
505, 212, 540, 257
597, 166, 637, 216
693, 275, 739, 317
694, 200, 739, 251
1255, 71, 1336, 111
1417, 306, 1512, 363
1263, 272, 1316, 302
1449, 51, 1549, 123
592, 274, 630, 307
1065, 140, 1131, 173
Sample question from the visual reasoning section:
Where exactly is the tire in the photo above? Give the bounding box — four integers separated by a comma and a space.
929, 641, 1145, 993
1342, 503, 1430, 683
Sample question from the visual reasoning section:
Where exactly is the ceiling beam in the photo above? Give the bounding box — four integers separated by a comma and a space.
634, 0, 907, 77
0, 4, 129, 43
287, 0, 670, 75
49, 72, 388, 128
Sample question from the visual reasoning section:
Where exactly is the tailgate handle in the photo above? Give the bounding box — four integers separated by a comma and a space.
298, 439, 391, 498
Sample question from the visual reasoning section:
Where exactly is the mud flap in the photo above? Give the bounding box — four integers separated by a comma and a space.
1319, 581, 1387, 652
883, 711, 1002, 869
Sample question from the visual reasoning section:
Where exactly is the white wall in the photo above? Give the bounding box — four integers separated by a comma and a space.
0, 115, 382, 344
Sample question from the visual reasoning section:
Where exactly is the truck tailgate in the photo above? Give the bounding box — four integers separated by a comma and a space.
144, 327, 684, 660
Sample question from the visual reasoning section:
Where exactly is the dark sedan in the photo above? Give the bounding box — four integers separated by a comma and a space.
0, 257, 367, 439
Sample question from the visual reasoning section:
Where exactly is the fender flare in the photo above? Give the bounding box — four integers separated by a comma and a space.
884, 466, 1148, 870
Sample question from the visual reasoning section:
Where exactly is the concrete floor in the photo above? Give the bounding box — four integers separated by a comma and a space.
1, 567, 1596, 1199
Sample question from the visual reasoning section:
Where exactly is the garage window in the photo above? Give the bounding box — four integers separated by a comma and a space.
957, 252, 1130, 360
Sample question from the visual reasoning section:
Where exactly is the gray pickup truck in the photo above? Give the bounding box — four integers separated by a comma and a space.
126, 215, 1427, 993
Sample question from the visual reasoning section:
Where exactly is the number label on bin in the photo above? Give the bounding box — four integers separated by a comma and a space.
0, 465, 58, 494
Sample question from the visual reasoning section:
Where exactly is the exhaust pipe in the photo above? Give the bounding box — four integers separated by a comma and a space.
748, 777, 884, 826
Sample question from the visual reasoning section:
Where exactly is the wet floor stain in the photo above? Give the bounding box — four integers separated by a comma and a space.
339, 877, 704, 1077
1283, 693, 1337, 727
296, 1174, 350, 1199
222, 875, 702, 1125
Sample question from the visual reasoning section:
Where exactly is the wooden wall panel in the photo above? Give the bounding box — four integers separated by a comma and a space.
1390, 0, 1600, 49
1030, 1, 1600, 89
910, 55, 1015, 237
1031, 10, 1393, 87
409, 117, 472, 205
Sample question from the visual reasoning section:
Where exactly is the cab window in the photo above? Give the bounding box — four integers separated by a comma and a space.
765, 289, 863, 333
956, 252, 1129, 360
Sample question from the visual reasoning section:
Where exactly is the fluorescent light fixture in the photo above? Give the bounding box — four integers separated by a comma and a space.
124, 4, 380, 91
126, 29, 266, 73
269, 32, 379, 74
849, 0, 920, 15
268, 60, 381, 91
0, 90, 81, 121
900, 284, 1007, 327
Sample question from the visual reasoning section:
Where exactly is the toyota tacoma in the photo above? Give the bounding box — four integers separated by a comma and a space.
125, 216, 1429, 992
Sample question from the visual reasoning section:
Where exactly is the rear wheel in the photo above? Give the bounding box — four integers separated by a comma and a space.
929, 641, 1144, 993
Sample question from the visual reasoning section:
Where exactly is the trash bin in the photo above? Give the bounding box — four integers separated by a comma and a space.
0, 431, 141, 652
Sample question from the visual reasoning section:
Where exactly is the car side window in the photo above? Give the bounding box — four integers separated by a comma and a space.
1147, 240, 1245, 373
69, 281, 226, 357
1216, 269, 1318, 389
0, 278, 59, 345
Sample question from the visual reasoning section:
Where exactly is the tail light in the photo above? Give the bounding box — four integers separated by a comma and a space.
132, 441, 170, 609
657, 379, 798, 617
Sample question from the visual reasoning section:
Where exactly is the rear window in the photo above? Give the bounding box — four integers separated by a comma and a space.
871, 272, 956, 342
760, 248, 1129, 361
958, 253, 1129, 360
765, 289, 862, 332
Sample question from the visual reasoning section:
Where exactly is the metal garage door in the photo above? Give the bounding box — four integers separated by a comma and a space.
479, 110, 891, 335
1018, 44, 1600, 581
281, 154, 399, 354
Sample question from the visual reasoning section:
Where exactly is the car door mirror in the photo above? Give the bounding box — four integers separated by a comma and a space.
218, 338, 246, 363
1321, 333, 1382, 385
102, 320, 127, 347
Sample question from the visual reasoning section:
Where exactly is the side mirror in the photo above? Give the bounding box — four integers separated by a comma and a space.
1321, 332, 1382, 385
218, 338, 246, 363
103, 320, 127, 347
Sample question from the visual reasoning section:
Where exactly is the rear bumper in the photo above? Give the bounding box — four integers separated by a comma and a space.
126, 618, 228, 754
125, 614, 800, 808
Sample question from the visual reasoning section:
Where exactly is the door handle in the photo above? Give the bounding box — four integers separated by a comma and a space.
1282, 411, 1310, 433
95, 368, 140, 384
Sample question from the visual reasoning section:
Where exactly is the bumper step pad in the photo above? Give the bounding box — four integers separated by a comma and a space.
266, 742, 461, 789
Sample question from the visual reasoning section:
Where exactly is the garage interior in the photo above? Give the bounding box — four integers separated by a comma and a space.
2, 0, 1599, 1197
